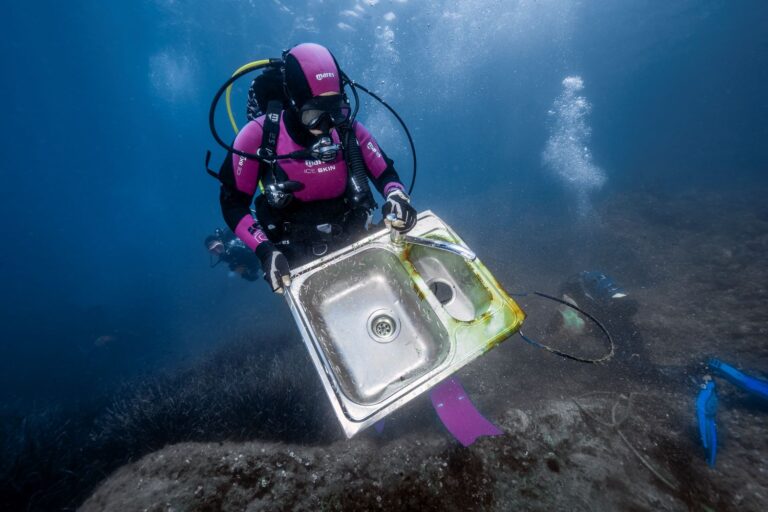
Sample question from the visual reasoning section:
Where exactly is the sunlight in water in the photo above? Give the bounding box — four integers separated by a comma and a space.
148, 49, 197, 103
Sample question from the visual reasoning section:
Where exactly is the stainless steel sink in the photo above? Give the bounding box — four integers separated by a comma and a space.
285, 211, 525, 437
297, 246, 450, 405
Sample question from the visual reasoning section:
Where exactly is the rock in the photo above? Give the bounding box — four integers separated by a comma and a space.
80, 394, 757, 512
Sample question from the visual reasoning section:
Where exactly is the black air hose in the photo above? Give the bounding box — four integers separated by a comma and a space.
342, 125, 376, 211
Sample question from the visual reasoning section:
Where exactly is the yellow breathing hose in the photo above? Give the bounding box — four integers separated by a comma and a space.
225, 59, 272, 134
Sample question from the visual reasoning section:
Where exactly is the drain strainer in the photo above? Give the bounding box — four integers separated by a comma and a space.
367, 309, 401, 343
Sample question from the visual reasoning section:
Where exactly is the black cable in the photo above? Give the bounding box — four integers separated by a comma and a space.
515, 291, 615, 364
348, 82, 417, 195
341, 73, 360, 126
208, 60, 282, 161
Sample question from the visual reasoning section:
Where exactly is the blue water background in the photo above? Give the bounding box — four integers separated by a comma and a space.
1, 0, 767, 408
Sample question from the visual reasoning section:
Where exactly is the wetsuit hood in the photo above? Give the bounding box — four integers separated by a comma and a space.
283, 43, 342, 110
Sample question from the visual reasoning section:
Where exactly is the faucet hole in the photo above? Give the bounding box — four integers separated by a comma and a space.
428, 280, 454, 305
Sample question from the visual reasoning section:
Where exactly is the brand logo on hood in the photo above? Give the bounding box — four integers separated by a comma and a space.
315, 72, 336, 81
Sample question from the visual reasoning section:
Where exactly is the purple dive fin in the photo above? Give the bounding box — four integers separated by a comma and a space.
430, 377, 503, 446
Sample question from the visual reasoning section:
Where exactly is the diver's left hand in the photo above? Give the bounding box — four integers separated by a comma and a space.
255, 242, 291, 294
382, 189, 417, 232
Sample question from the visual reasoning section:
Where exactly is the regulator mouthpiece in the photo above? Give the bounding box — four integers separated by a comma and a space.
310, 136, 340, 162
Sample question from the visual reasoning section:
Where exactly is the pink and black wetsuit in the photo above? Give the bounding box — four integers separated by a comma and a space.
218, 113, 405, 259
218, 42, 407, 264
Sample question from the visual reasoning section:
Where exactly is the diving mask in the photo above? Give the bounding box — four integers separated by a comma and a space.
299, 95, 351, 129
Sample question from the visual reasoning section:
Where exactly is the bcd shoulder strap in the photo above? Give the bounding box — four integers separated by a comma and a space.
259, 100, 288, 188
204, 99, 285, 184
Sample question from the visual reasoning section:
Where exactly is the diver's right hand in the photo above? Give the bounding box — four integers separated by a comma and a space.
255, 242, 291, 294
382, 189, 417, 233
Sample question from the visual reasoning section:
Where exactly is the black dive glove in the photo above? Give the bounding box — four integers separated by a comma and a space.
255, 242, 291, 293
382, 189, 417, 232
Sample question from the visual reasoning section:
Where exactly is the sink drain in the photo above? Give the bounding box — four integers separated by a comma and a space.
367, 309, 400, 343
373, 316, 395, 337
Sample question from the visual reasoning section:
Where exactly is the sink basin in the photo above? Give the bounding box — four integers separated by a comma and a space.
285, 211, 525, 437
298, 246, 450, 405
407, 243, 493, 322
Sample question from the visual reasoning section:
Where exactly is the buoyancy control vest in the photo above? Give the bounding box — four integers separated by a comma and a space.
252, 100, 368, 245
249, 70, 376, 215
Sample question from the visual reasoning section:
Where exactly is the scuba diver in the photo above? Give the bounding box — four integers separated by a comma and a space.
215, 43, 416, 293
552, 272, 768, 467
205, 228, 261, 281
556, 271, 640, 362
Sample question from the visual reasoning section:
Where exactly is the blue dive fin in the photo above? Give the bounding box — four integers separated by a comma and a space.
696, 380, 718, 467
708, 359, 768, 401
